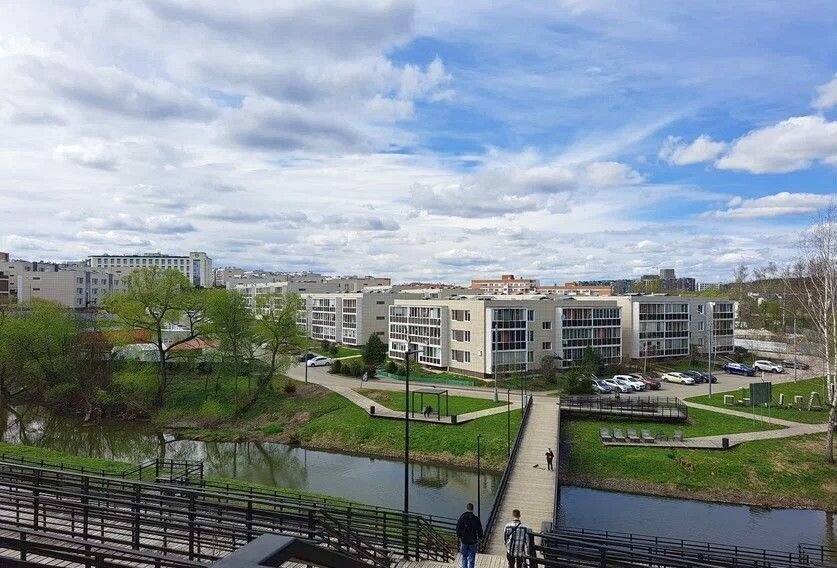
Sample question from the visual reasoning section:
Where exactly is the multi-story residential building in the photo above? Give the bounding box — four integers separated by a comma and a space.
388, 296, 624, 377
236, 276, 392, 307
16, 268, 125, 309
697, 282, 723, 292
585, 295, 736, 359
0, 270, 9, 304
537, 283, 613, 296
296, 290, 399, 346
214, 267, 245, 287
469, 274, 540, 295
87, 252, 213, 288
0, 255, 61, 297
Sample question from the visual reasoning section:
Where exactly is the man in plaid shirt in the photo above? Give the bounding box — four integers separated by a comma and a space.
503, 509, 530, 567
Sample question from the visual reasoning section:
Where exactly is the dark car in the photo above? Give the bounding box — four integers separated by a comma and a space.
630, 373, 661, 390
698, 372, 719, 383
782, 359, 810, 370
683, 370, 706, 384
297, 352, 317, 362
724, 362, 756, 376
733, 346, 749, 354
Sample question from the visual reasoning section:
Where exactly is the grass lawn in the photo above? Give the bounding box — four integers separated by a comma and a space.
686, 377, 831, 424
305, 339, 361, 359
499, 374, 558, 392
359, 389, 506, 415
563, 421, 837, 509
380, 369, 485, 387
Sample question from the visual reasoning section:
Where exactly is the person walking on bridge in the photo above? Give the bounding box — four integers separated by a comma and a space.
503, 509, 530, 568
545, 448, 554, 471
456, 502, 483, 568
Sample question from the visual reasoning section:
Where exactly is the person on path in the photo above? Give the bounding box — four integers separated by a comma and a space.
455, 502, 483, 568
545, 448, 554, 471
503, 509, 530, 568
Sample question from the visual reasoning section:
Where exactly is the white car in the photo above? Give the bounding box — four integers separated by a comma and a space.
661, 372, 695, 385
306, 356, 331, 367
613, 374, 645, 391
753, 360, 784, 373
602, 378, 632, 393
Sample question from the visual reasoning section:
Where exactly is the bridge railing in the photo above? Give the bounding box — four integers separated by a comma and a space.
480, 393, 533, 552
559, 394, 688, 421
0, 452, 204, 483
0, 459, 455, 565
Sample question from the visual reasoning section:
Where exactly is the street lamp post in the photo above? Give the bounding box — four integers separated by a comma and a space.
304, 355, 308, 384
506, 387, 511, 457
707, 303, 713, 398
476, 434, 483, 522
403, 347, 421, 516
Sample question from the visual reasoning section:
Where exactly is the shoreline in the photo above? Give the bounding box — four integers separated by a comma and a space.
561, 474, 837, 513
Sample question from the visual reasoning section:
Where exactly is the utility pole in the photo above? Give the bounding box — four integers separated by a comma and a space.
793, 317, 798, 383
707, 303, 713, 398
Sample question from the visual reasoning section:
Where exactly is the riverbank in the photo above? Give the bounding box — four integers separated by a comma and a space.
562, 413, 837, 511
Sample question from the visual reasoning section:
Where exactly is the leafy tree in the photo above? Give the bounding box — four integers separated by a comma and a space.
237, 292, 303, 415
362, 333, 387, 367
104, 267, 207, 405
204, 289, 255, 391
579, 346, 602, 376
540, 355, 557, 383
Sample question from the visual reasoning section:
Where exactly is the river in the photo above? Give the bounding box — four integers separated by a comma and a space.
1, 407, 834, 553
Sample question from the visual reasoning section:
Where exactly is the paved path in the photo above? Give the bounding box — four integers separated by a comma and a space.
324, 382, 521, 424
485, 401, 559, 555
684, 400, 804, 427
397, 553, 508, 568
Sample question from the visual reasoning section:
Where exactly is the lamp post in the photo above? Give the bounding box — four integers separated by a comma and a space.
707, 302, 714, 398
476, 433, 483, 522
304, 354, 308, 384
506, 387, 511, 457
403, 347, 422, 515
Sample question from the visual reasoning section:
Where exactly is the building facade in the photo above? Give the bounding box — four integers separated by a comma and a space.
469, 274, 540, 294
88, 252, 213, 288
537, 283, 613, 296
16, 268, 125, 309
236, 276, 392, 306
295, 290, 399, 346
0, 270, 9, 304
0, 257, 61, 297
388, 296, 624, 377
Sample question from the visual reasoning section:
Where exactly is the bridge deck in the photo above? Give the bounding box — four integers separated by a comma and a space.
486, 401, 559, 555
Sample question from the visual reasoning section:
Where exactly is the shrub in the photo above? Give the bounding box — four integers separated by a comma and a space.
321, 339, 331, 351
328, 344, 340, 357
395, 363, 407, 376
283, 382, 297, 394
559, 371, 594, 395
330, 359, 343, 374
385, 360, 398, 374
340, 358, 366, 377
44, 382, 79, 408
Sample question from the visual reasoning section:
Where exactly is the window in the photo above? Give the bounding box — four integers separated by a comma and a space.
527, 351, 534, 363
376, 301, 385, 305
527, 310, 534, 321
451, 349, 471, 363
697, 321, 705, 331
542, 341, 552, 350
528, 330, 534, 341
376, 316, 385, 320
697, 304, 705, 315
452, 309, 471, 322
542, 321, 552, 330
451, 329, 471, 342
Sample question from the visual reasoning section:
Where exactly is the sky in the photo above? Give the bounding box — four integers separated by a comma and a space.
1, 1, 835, 285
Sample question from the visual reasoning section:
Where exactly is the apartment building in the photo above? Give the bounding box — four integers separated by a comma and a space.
0, 255, 61, 297
214, 267, 245, 287
296, 290, 401, 346
585, 295, 736, 359
16, 268, 125, 309
236, 276, 392, 306
0, 271, 9, 304
388, 296, 623, 377
537, 283, 613, 296
88, 252, 213, 288
470, 274, 540, 294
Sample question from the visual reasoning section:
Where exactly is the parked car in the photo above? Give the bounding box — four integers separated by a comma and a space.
683, 370, 706, 384
661, 372, 695, 385
602, 378, 632, 393
698, 372, 719, 383
613, 374, 645, 391
733, 345, 749, 354
297, 352, 317, 362
592, 379, 613, 395
782, 359, 810, 370
306, 356, 331, 367
724, 362, 755, 376
753, 360, 784, 373
630, 373, 661, 390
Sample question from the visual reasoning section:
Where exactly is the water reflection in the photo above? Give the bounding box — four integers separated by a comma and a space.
0, 406, 499, 519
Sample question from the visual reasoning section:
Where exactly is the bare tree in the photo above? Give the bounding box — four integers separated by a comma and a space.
792, 204, 837, 462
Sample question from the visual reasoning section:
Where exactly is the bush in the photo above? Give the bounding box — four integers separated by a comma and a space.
44, 382, 79, 408
283, 382, 297, 394
339, 358, 366, 377
328, 344, 340, 357
321, 339, 331, 351
395, 363, 407, 376
330, 359, 343, 374
109, 366, 158, 416
385, 360, 398, 374
559, 371, 594, 395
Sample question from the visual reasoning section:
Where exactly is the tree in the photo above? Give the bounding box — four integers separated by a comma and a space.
790, 204, 837, 462
237, 292, 303, 415
579, 346, 602, 376
362, 334, 387, 367
105, 267, 207, 405
205, 289, 255, 391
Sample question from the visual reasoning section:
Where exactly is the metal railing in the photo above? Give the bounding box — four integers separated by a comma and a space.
0, 452, 204, 483
559, 395, 688, 421
0, 460, 455, 565
799, 543, 837, 567
480, 393, 533, 552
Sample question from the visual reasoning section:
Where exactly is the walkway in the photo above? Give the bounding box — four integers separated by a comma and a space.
485, 401, 559, 555
325, 382, 522, 424
397, 554, 507, 568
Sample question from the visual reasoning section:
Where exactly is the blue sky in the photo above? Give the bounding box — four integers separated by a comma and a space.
0, 1, 835, 283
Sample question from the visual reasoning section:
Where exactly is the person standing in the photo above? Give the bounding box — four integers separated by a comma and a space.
545, 448, 554, 471
503, 509, 529, 568
455, 502, 483, 568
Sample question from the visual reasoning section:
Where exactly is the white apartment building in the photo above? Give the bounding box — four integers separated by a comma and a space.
236, 276, 392, 307
88, 252, 213, 288
585, 295, 736, 359
388, 296, 624, 377
16, 268, 125, 309
295, 290, 399, 346
0, 255, 61, 297
0, 270, 9, 304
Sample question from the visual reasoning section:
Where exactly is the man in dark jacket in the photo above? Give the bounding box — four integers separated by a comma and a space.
455, 502, 483, 568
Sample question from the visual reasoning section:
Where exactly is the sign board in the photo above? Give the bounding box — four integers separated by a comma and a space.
749, 382, 772, 406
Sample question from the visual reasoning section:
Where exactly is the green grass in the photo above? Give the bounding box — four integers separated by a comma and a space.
499, 374, 558, 392
686, 377, 831, 424
0, 441, 134, 475
359, 389, 506, 415
305, 339, 361, 359
379, 369, 485, 387
563, 420, 836, 509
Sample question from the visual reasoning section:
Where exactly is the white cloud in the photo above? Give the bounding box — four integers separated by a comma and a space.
659, 135, 727, 165
716, 116, 837, 173
812, 74, 837, 110
582, 161, 644, 186
705, 192, 836, 219
53, 140, 119, 170
434, 249, 493, 267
